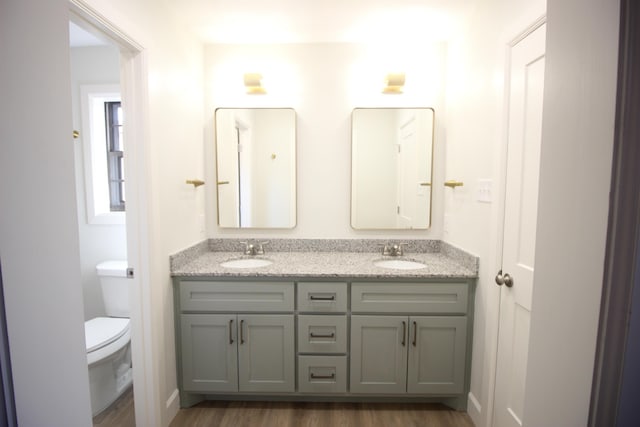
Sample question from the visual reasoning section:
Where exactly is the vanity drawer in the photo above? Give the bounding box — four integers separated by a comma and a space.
351, 282, 468, 314
298, 355, 347, 393
297, 282, 347, 312
297, 315, 347, 354
179, 281, 294, 312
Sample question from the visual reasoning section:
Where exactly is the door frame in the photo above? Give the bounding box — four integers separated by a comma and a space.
69, 2, 158, 425
589, 0, 640, 425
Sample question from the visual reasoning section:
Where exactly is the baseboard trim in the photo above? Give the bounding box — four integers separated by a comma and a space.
166, 388, 180, 421
468, 392, 482, 426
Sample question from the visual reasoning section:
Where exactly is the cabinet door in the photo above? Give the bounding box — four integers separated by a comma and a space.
181, 314, 238, 392
237, 314, 295, 392
350, 315, 408, 394
407, 316, 467, 394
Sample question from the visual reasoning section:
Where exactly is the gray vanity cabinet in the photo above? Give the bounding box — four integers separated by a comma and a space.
350, 282, 469, 395
178, 281, 295, 394
174, 277, 474, 409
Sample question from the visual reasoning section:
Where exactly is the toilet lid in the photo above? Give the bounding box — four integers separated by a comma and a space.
85, 317, 130, 353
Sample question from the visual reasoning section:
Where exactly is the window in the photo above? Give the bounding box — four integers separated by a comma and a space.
80, 84, 125, 224
105, 101, 125, 211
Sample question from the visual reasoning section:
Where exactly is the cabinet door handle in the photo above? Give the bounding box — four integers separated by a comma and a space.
412, 321, 417, 347
309, 295, 336, 301
229, 319, 234, 345
310, 373, 336, 380
240, 319, 245, 344
309, 332, 335, 338
401, 321, 406, 346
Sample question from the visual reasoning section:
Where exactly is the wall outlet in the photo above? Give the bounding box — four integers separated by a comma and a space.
476, 179, 493, 203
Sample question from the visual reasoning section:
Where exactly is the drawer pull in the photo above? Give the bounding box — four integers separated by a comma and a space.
309, 295, 336, 301
402, 321, 406, 346
229, 319, 234, 344
309, 332, 335, 339
310, 373, 336, 380
412, 321, 417, 347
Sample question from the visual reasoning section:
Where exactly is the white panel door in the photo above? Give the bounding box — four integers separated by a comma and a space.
494, 22, 546, 427
397, 115, 419, 227
215, 110, 240, 227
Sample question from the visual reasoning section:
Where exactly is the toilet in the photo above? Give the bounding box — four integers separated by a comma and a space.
85, 260, 133, 416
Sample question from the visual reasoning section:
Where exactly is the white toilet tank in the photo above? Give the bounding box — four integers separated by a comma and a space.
96, 261, 130, 318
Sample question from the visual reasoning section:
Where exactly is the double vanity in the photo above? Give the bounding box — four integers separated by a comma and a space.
171, 239, 477, 410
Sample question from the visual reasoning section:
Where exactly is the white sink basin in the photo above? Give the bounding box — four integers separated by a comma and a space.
374, 259, 426, 270
220, 258, 273, 269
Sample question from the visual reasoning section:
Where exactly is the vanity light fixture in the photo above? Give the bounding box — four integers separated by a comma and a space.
243, 73, 266, 94
382, 72, 405, 94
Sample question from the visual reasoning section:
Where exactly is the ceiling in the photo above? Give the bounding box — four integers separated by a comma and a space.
69, 1, 474, 46
165, 0, 475, 44
69, 21, 108, 47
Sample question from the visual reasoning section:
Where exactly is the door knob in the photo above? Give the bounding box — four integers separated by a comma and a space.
503, 273, 514, 287
495, 270, 514, 287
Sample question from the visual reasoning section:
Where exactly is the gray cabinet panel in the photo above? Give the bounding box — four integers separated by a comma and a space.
297, 282, 348, 312
238, 315, 295, 392
298, 315, 347, 354
350, 315, 407, 394
298, 355, 347, 393
181, 314, 237, 392
180, 281, 294, 312
407, 316, 467, 394
351, 282, 468, 314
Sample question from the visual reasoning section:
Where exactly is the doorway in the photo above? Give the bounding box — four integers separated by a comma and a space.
69, 1, 154, 425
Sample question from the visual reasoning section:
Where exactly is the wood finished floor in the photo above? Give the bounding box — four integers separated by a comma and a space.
169, 401, 474, 427
92, 388, 474, 427
92, 386, 136, 427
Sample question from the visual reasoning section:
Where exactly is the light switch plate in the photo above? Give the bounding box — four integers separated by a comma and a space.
477, 179, 493, 203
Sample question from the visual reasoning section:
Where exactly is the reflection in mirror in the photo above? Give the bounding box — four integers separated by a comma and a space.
215, 108, 296, 228
351, 108, 434, 230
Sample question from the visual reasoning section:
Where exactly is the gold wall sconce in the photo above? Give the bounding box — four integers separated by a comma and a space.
383, 73, 405, 94
186, 179, 205, 188
444, 180, 464, 188
244, 73, 266, 94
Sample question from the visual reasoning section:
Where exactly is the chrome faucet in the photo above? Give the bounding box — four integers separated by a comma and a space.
382, 242, 407, 257
240, 240, 269, 256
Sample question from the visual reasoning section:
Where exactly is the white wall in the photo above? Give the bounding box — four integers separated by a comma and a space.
351, 110, 397, 227
443, 0, 545, 425
0, 0, 93, 425
445, 0, 620, 426
1, 0, 204, 425
70, 45, 127, 320
204, 43, 447, 239
251, 110, 296, 227
524, 0, 619, 424
81, 1, 205, 424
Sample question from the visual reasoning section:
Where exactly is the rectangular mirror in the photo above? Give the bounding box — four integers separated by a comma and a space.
351, 108, 434, 230
215, 108, 296, 228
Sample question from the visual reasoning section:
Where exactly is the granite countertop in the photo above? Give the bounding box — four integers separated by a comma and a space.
171, 239, 478, 279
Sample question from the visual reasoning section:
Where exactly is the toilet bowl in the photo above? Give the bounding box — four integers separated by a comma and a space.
85, 260, 132, 416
